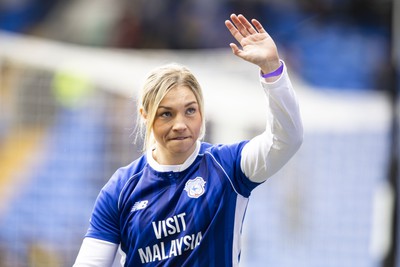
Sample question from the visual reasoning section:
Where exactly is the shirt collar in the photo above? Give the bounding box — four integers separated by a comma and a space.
146, 140, 200, 172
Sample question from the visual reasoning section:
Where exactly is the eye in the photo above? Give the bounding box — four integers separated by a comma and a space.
186, 107, 196, 115
160, 111, 172, 118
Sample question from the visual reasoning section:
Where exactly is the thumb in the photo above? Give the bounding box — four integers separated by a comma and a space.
229, 43, 242, 57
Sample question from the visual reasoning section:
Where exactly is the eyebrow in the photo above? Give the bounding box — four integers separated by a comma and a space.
158, 101, 198, 110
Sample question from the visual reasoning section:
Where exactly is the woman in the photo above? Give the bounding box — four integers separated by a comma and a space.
74, 14, 303, 266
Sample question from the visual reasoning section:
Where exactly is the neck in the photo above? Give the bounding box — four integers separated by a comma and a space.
152, 149, 189, 165
147, 141, 200, 172
150, 141, 200, 166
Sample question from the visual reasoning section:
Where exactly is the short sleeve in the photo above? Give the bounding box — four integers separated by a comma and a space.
208, 141, 261, 197
85, 174, 122, 244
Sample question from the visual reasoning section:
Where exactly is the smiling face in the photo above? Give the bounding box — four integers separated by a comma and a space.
150, 85, 202, 165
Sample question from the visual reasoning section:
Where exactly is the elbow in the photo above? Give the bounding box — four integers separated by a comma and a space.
294, 130, 303, 151
284, 127, 303, 155
291, 128, 303, 154
292, 120, 304, 150
281, 119, 304, 153
273, 125, 303, 153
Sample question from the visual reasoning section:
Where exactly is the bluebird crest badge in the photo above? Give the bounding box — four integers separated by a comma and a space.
184, 177, 206, 198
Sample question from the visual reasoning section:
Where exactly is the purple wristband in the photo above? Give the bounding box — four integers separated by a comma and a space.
261, 62, 284, 78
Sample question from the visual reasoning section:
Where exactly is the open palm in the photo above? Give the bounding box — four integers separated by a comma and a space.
225, 14, 280, 74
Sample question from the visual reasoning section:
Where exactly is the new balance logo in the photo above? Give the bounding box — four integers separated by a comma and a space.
131, 200, 149, 212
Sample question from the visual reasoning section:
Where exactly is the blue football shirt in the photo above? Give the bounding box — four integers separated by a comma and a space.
86, 141, 262, 266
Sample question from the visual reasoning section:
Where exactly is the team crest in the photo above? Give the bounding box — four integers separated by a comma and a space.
184, 177, 206, 198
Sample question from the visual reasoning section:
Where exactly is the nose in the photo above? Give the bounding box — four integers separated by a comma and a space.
172, 114, 187, 132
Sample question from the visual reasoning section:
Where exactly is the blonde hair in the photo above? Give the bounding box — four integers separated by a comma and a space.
136, 63, 205, 152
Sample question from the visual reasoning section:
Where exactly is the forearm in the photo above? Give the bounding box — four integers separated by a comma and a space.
241, 62, 303, 182
73, 237, 119, 267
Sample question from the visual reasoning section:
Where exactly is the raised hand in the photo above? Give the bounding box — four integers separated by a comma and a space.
225, 14, 281, 75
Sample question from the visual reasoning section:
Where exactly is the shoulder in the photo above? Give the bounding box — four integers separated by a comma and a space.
198, 141, 250, 169
198, 141, 258, 197
102, 154, 148, 195
199, 141, 249, 158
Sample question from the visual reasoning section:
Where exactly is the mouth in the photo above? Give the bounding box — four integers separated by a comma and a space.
169, 136, 190, 141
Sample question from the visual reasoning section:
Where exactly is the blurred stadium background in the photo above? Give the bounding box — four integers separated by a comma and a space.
0, 0, 398, 266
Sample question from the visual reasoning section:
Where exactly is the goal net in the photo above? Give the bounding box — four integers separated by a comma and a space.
0, 30, 393, 267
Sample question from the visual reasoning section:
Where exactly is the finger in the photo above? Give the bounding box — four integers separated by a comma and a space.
251, 19, 267, 34
229, 43, 241, 56
230, 14, 251, 37
237, 14, 257, 35
225, 19, 244, 43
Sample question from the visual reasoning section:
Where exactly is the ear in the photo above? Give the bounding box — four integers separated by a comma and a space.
139, 107, 147, 120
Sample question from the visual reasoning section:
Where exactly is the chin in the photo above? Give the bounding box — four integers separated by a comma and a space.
169, 141, 195, 154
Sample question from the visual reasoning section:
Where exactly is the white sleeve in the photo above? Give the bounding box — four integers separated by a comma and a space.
73, 237, 119, 267
241, 62, 303, 183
